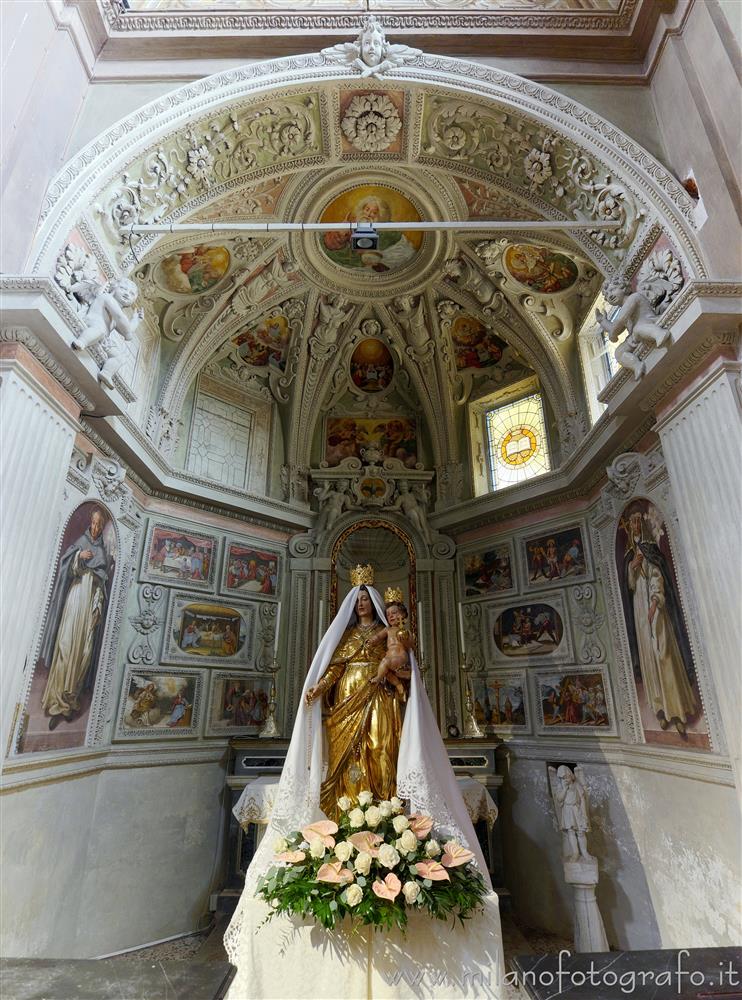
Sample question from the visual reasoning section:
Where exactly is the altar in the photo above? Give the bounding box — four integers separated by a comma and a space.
218, 738, 506, 913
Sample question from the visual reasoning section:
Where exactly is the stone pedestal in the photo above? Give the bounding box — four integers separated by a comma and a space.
655, 352, 742, 798
563, 857, 609, 953
0, 342, 79, 757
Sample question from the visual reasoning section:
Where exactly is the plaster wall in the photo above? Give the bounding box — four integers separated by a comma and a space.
1, 758, 227, 958
500, 751, 741, 949
650, 0, 742, 278
0, 1, 89, 273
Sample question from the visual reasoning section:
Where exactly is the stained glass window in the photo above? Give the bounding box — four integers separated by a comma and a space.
485, 392, 551, 490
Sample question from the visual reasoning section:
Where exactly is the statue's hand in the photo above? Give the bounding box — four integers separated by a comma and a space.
305, 686, 319, 706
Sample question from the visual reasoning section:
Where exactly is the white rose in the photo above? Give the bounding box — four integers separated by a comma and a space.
377, 843, 400, 869
345, 884, 363, 907
309, 837, 326, 859
392, 815, 409, 833
390, 796, 403, 813
271, 897, 280, 908
273, 837, 288, 854
358, 790, 374, 807
425, 839, 441, 857
348, 808, 365, 828
334, 841, 353, 863
402, 881, 421, 904
379, 800, 393, 818
400, 829, 418, 854
337, 796, 352, 813
354, 851, 372, 875
364, 806, 382, 828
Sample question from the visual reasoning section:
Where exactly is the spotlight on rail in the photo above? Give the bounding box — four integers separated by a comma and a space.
351, 224, 379, 252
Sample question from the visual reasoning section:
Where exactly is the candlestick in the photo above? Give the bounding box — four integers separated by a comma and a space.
259, 657, 281, 739
458, 602, 466, 655
273, 603, 281, 656
318, 599, 324, 647
417, 601, 424, 659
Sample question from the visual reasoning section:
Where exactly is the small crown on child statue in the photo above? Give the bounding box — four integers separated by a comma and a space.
350, 563, 375, 586
384, 586, 404, 605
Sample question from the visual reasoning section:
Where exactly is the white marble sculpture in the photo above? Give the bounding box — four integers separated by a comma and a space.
69, 277, 142, 389
322, 15, 421, 79
548, 764, 609, 953
595, 275, 671, 381
550, 764, 593, 862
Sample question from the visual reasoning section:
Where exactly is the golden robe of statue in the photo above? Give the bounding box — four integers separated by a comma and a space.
314, 624, 405, 821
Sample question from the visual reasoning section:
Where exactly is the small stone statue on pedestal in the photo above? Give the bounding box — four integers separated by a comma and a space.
548, 764, 609, 953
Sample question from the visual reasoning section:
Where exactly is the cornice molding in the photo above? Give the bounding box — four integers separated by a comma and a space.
79, 416, 308, 534
1, 742, 228, 793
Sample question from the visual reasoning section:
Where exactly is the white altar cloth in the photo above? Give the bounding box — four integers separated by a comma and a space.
225, 892, 504, 1000
233, 775, 498, 833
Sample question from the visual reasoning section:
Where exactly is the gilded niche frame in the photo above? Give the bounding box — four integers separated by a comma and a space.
330, 518, 418, 635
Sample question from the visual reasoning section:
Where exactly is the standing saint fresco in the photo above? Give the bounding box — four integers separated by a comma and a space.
40, 505, 115, 730
617, 500, 698, 737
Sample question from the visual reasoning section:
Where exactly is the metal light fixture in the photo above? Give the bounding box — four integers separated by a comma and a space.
350, 223, 379, 252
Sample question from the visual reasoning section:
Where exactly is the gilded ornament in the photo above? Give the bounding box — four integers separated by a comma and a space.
350, 563, 375, 586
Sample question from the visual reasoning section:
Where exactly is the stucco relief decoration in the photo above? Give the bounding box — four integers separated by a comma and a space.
55, 243, 100, 297
421, 99, 642, 254
595, 274, 670, 380
475, 238, 599, 342
128, 584, 165, 666
341, 93, 402, 152
321, 16, 422, 79
95, 96, 321, 246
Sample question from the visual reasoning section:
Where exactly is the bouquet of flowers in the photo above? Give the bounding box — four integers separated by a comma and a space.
256, 792, 488, 932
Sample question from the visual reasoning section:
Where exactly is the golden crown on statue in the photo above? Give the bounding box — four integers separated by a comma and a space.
350, 563, 375, 586
384, 586, 404, 605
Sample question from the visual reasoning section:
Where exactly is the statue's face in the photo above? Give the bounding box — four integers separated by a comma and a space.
387, 604, 402, 626
356, 589, 373, 617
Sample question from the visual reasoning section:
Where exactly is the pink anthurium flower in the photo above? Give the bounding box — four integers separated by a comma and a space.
415, 860, 450, 882
408, 814, 434, 839
348, 831, 383, 857
441, 841, 475, 868
372, 872, 402, 901
316, 861, 354, 884
275, 850, 306, 864
302, 820, 339, 849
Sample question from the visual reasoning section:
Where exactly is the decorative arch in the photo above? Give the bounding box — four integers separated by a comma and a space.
329, 516, 418, 627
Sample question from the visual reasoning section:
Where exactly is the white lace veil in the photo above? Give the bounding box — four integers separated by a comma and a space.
224, 584, 491, 960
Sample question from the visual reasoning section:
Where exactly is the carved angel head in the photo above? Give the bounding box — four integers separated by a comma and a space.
602, 274, 630, 306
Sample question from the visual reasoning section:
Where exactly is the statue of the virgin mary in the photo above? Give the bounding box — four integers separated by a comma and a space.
224, 565, 502, 998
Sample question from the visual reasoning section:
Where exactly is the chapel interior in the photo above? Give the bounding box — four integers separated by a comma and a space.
1, 0, 741, 996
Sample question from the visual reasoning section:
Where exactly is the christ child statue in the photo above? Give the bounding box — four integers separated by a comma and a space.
368, 589, 414, 700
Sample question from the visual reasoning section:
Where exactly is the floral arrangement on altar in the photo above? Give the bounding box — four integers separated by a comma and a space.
256, 793, 488, 932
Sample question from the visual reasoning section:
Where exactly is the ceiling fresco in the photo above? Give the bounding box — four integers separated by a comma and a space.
41, 30, 698, 497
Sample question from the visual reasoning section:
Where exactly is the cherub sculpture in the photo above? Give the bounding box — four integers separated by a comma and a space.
313, 480, 355, 534
389, 481, 432, 546
70, 277, 142, 389
595, 275, 670, 381
322, 15, 421, 79
548, 764, 594, 862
